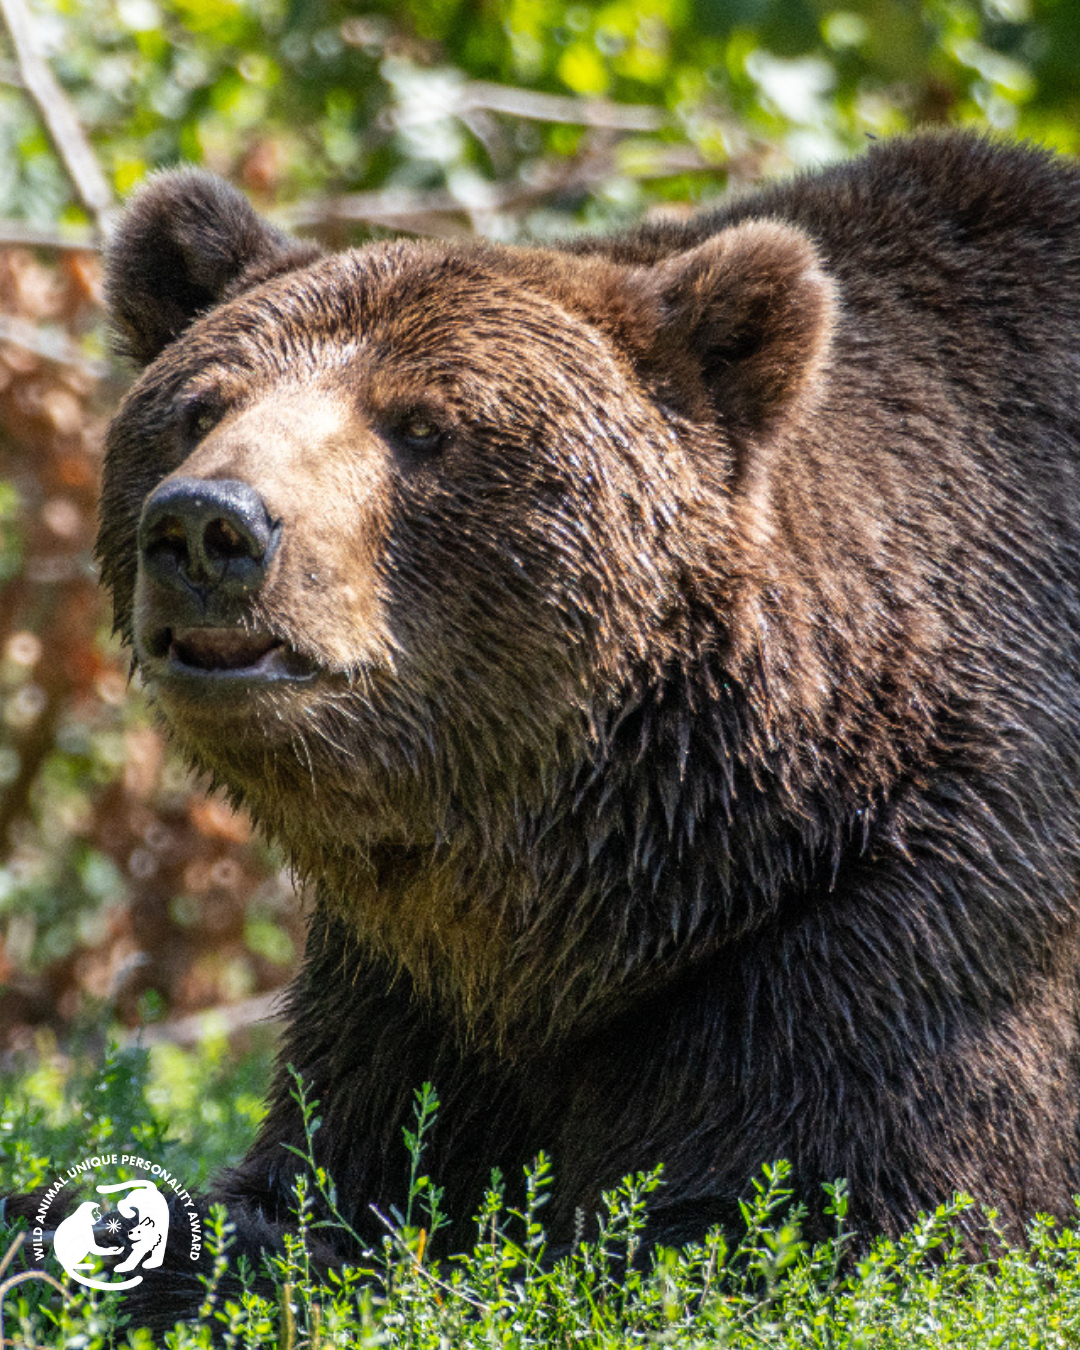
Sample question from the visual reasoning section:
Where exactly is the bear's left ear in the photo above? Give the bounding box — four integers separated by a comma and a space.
105, 169, 321, 367
632, 219, 836, 439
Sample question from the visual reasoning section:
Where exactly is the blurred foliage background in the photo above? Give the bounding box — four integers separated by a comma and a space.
1, 0, 1079, 1054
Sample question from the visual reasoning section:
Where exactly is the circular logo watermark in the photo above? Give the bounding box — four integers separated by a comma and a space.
31, 1153, 201, 1291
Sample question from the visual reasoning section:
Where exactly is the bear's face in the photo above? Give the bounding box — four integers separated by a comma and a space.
99, 172, 834, 878
103, 252, 699, 850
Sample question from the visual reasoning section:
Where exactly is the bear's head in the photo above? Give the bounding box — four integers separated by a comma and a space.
98, 171, 835, 1031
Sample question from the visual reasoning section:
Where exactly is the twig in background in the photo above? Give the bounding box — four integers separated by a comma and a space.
457, 79, 667, 131
0, 219, 97, 252
280, 144, 721, 238
0, 0, 115, 233
123, 990, 285, 1046
0, 1219, 66, 1350
0, 314, 108, 378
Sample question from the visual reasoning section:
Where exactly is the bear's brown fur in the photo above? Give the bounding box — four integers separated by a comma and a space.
94, 132, 1080, 1317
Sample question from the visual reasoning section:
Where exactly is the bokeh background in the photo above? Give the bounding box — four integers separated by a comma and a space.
1, 0, 1079, 1053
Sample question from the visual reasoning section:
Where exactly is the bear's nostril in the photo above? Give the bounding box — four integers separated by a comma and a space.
144, 516, 188, 568
204, 516, 251, 561
138, 476, 279, 598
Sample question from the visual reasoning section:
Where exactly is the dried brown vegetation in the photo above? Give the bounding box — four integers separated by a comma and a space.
0, 244, 302, 1050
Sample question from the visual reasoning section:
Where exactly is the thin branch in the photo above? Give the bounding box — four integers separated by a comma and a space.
0, 218, 97, 251
0, 1233, 67, 1350
460, 79, 667, 131
0, 0, 115, 232
126, 989, 285, 1047
336, 24, 669, 134
281, 185, 478, 236
281, 145, 721, 237
0, 314, 108, 377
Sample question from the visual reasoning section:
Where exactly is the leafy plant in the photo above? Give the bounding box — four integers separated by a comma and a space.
7, 1041, 1080, 1347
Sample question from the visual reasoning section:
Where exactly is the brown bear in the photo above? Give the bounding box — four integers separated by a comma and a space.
94, 131, 1080, 1317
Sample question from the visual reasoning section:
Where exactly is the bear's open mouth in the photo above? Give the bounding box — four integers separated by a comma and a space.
152, 626, 318, 680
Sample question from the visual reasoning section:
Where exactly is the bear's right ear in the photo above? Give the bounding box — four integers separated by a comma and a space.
628, 219, 836, 441
105, 169, 321, 367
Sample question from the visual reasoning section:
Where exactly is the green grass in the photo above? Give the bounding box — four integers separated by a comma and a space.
3, 1031, 1080, 1348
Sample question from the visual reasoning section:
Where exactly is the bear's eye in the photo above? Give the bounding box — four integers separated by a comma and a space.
182, 400, 225, 444
396, 412, 445, 455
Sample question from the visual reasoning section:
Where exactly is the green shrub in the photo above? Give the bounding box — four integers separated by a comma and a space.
4, 1033, 1080, 1348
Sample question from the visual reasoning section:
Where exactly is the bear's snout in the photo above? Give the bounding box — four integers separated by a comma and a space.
138, 475, 279, 599
133, 475, 316, 686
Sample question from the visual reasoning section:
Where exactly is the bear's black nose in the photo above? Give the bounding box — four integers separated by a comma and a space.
138, 476, 279, 597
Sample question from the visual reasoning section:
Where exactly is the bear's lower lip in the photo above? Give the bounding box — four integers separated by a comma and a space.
149, 626, 318, 683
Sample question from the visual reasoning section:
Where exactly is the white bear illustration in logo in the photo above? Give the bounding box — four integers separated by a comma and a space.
97, 1180, 169, 1273
52, 1179, 169, 1290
